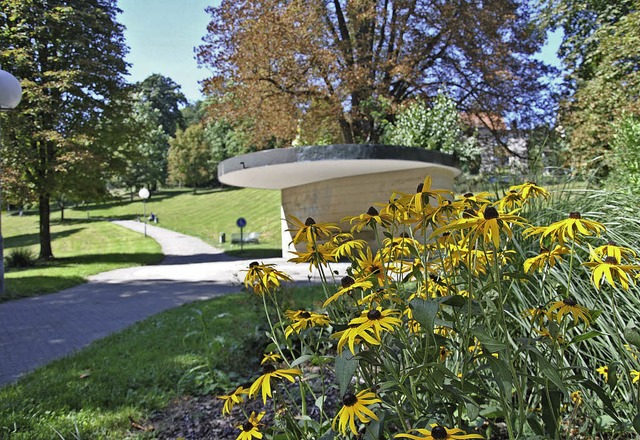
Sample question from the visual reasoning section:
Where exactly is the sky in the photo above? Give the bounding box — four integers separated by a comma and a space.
118, 0, 563, 104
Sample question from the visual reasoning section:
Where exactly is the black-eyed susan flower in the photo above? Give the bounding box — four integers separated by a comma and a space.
335, 308, 402, 353
395, 423, 483, 439
333, 389, 381, 436
323, 275, 374, 307
288, 242, 336, 271
243, 262, 293, 295
509, 181, 549, 201
260, 352, 281, 364
286, 215, 341, 245
236, 411, 265, 440
592, 241, 637, 263
248, 364, 302, 404
523, 245, 570, 273
631, 370, 639, 383
329, 233, 368, 259
218, 385, 249, 415
596, 365, 609, 382
497, 190, 524, 211
583, 250, 640, 291
571, 390, 583, 406
457, 191, 492, 209
403, 176, 453, 215
525, 212, 605, 245
547, 297, 592, 326
284, 309, 330, 338
432, 204, 526, 250
354, 247, 387, 287
343, 206, 393, 233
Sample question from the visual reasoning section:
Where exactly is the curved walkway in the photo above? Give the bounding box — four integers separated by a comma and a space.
0, 221, 348, 387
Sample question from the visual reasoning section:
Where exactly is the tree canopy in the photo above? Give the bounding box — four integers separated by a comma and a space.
0, 0, 129, 259
198, 0, 554, 147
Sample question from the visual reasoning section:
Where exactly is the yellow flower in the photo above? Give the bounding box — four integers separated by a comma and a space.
260, 352, 281, 365
284, 309, 330, 338
546, 297, 592, 326
403, 175, 453, 215
243, 262, 292, 295
218, 386, 249, 415
396, 423, 483, 439
583, 250, 640, 291
509, 181, 549, 202
323, 275, 374, 307
236, 411, 265, 440
343, 206, 392, 233
456, 191, 492, 209
525, 212, 605, 245
432, 205, 526, 249
354, 247, 387, 287
523, 245, 570, 273
592, 241, 637, 263
497, 190, 524, 211
333, 389, 381, 436
336, 307, 402, 353
631, 370, 640, 384
571, 390, 583, 406
329, 233, 368, 259
597, 365, 609, 382
286, 215, 340, 245
288, 242, 336, 271
248, 364, 302, 404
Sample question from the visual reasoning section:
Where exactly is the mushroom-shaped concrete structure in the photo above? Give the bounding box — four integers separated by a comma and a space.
218, 144, 461, 257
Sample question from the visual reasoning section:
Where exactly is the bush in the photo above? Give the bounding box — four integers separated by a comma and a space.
5, 248, 37, 269
606, 114, 640, 193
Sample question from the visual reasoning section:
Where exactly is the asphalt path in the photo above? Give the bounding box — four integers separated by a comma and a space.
0, 220, 348, 387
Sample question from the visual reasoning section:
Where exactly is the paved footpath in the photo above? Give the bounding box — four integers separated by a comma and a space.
0, 220, 348, 387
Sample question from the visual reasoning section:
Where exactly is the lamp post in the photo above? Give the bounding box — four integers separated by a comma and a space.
138, 187, 150, 237
0, 68, 23, 296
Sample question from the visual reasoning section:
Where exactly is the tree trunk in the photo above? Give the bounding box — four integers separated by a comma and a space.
38, 194, 54, 260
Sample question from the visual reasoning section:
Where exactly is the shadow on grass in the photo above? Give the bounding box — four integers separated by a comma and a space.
225, 248, 281, 259
57, 252, 164, 266
5, 227, 86, 249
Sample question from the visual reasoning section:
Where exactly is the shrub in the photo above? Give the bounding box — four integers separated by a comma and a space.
606, 114, 640, 194
5, 247, 37, 269
221, 179, 640, 440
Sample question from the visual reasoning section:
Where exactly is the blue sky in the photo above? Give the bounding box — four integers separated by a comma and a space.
118, 1, 562, 104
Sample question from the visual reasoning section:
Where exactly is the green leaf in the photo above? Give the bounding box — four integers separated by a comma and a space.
291, 354, 313, 368
486, 355, 513, 398
523, 346, 567, 394
364, 412, 384, 440
624, 325, 640, 350
633, 412, 640, 434
409, 298, 439, 335
335, 350, 358, 396
470, 327, 507, 353
582, 379, 620, 422
569, 330, 604, 345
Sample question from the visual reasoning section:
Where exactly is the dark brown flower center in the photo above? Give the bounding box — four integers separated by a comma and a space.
604, 256, 618, 264
262, 364, 276, 374
563, 297, 577, 307
341, 276, 355, 288
463, 192, 473, 198
463, 208, 476, 218
305, 217, 316, 226
299, 311, 311, 319
569, 212, 581, 219
367, 309, 382, 320
416, 182, 424, 193
367, 206, 379, 216
242, 422, 254, 432
342, 392, 358, 406
249, 261, 259, 268
483, 206, 499, 219
431, 425, 448, 439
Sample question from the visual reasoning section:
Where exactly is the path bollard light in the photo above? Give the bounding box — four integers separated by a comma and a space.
138, 187, 150, 238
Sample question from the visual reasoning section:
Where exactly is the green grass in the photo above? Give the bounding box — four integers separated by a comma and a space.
0, 286, 324, 440
65, 187, 282, 257
2, 217, 163, 301
2, 187, 282, 300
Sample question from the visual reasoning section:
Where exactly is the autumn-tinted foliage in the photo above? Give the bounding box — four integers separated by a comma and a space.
198, 0, 555, 147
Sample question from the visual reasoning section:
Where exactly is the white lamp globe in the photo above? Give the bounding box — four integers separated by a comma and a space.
138, 188, 150, 199
0, 69, 22, 110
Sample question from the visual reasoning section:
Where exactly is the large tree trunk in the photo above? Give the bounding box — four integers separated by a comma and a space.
38, 194, 54, 260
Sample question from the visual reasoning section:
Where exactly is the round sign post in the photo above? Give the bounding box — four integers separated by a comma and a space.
236, 217, 247, 250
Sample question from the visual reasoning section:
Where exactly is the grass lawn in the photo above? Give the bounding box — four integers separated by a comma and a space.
0, 285, 325, 439
2, 187, 282, 300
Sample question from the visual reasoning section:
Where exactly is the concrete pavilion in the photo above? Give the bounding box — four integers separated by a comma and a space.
218, 144, 461, 257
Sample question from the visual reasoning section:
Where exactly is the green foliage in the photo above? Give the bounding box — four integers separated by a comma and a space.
4, 247, 37, 269
167, 124, 213, 188
606, 115, 640, 194
383, 91, 481, 170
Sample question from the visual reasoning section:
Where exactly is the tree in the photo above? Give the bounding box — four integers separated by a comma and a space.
540, 0, 640, 170
167, 124, 212, 190
0, 0, 129, 259
197, 0, 554, 147
137, 74, 187, 137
